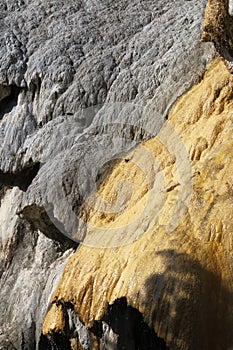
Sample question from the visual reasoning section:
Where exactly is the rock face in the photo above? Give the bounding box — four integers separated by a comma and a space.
202, 0, 233, 65
42, 57, 233, 350
0, 0, 214, 247
0, 0, 232, 349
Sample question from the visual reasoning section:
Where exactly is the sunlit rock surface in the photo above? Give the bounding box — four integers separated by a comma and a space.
42, 58, 233, 350
0, 0, 214, 247
0, 0, 232, 349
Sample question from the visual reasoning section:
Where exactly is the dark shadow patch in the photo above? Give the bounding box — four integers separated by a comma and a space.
0, 162, 40, 191
30, 76, 42, 102
39, 333, 71, 350
0, 85, 22, 119
21, 320, 36, 350
21, 204, 78, 250
144, 250, 233, 350
96, 297, 170, 350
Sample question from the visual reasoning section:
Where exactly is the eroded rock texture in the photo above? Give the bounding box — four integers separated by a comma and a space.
42, 57, 233, 350
0, 0, 232, 349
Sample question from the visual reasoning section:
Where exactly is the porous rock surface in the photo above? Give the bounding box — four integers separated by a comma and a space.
0, 0, 231, 349
0, 0, 214, 245
43, 57, 233, 350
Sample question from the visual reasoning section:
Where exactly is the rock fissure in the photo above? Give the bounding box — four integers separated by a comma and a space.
0, 85, 23, 119
21, 204, 78, 250
0, 162, 40, 191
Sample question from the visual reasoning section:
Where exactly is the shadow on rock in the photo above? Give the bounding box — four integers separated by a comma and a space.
143, 249, 233, 350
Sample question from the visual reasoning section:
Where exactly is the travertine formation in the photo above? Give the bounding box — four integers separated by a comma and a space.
0, 0, 232, 349
42, 57, 233, 350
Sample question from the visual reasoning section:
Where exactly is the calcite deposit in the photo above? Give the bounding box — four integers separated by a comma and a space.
0, 0, 232, 349
42, 57, 233, 350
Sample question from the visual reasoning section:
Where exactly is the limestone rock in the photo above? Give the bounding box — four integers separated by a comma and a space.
0, 0, 231, 349
0, 188, 73, 349
42, 58, 233, 350
0, 0, 214, 248
0, 0, 214, 251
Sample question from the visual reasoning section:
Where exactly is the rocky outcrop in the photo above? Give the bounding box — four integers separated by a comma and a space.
202, 0, 233, 65
0, 187, 74, 349
41, 57, 233, 350
0, 0, 232, 349
0, 0, 214, 246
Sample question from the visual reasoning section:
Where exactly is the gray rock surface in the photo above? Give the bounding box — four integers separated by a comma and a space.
0, 187, 73, 349
0, 0, 217, 348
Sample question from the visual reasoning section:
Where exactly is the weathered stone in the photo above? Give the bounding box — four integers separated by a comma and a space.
0, 189, 74, 349
1, 0, 231, 349
42, 58, 233, 350
202, 0, 233, 66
